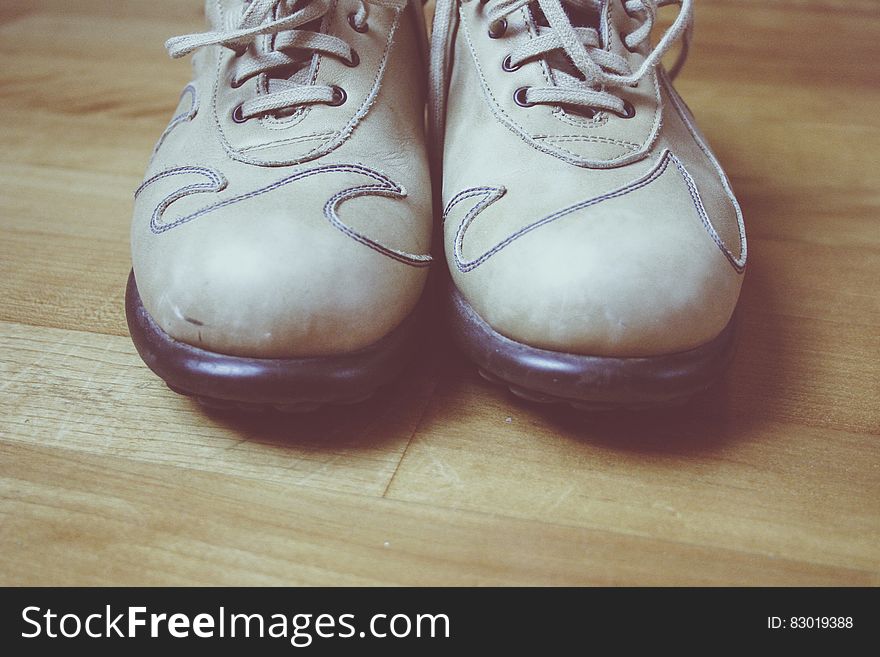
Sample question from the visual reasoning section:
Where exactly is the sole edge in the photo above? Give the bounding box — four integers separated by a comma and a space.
449, 285, 737, 411
125, 271, 421, 411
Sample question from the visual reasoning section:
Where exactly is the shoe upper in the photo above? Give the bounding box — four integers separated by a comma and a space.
431, 0, 747, 357
132, 0, 432, 358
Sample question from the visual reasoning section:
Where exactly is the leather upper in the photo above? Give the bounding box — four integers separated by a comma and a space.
439, 0, 747, 357
131, 0, 432, 358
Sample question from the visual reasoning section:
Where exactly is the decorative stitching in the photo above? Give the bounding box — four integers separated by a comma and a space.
660, 69, 747, 271
150, 84, 198, 160
239, 131, 337, 152
135, 166, 228, 233
668, 154, 746, 273
533, 134, 641, 147
535, 136, 641, 157
135, 163, 432, 267
459, 4, 661, 169
211, 7, 403, 167
322, 183, 432, 266
442, 186, 506, 226
535, 138, 639, 159
445, 149, 744, 273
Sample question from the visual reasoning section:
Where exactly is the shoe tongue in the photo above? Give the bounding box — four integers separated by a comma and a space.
265, 0, 325, 87
533, 0, 604, 86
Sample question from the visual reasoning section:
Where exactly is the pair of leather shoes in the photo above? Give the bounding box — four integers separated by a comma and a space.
127, 0, 746, 412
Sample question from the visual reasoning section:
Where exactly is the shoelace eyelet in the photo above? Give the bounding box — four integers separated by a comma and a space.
615, 100, 636, 119
513, 87, 534, 108
348, 12, 369, 34
231, 103, 248, 123
328, 86, 347, 107
501, 54, 520, 72
488, 18, 507, 39
344, 49, 360, 67
230, 76, 244, 89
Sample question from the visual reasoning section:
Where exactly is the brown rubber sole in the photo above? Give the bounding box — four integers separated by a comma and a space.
448, 284, 737, 411
125, 271, 422, 412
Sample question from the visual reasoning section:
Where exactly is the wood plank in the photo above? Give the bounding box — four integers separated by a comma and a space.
0, 0, 877, 586
385, 354, 880, 573
1, 441, 873, 586
678, 3, 879, 89
0, 322, 435, 497
0, 202, 131, 337
382, 0, 880, 580
0, 1, 204, 23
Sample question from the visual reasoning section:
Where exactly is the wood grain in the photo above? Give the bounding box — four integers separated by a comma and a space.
1, 0, 878, 585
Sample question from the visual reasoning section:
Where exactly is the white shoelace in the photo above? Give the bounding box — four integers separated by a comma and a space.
166, 0, 407, 120
430, 0, 693, 146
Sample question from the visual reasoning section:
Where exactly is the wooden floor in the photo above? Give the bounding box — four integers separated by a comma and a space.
1, 0, 878, 586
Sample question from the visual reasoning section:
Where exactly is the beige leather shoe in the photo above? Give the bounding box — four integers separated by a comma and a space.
430, 0, 746, 409
126, 0, 433, 411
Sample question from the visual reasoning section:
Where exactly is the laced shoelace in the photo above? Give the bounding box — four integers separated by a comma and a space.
166, 0, 407, 121
430, 0, 693, 146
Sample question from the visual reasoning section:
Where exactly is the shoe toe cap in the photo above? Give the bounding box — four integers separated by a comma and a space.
449, 172, 745, 357
134, 204, 428, 358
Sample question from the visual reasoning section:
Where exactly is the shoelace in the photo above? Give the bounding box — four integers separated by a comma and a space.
166, 0, 407, 120
430, 0, 692, 146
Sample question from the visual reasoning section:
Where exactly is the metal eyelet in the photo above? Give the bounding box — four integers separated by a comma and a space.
488, 18, 507, 38
348, 12, 368, 33
345, 49, 360, 67
328, 86, 347, 107
231, 104, 248, 123
501, 54, 520, 72
615, 100, 636, 119
513, 87, 534, 108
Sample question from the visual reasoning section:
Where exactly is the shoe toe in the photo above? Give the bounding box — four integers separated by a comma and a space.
450, 166, 745, 357
134, 202, 428, 358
